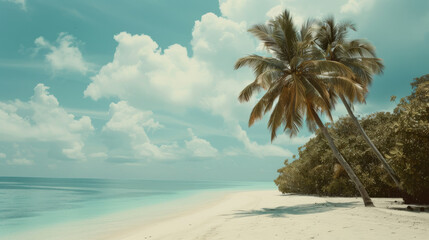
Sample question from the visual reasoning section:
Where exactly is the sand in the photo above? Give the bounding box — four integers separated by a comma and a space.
7, 190, 429, 240
115, 190, 429, 240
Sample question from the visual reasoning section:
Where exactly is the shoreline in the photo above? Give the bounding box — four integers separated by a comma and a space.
4, 188, 242, 240
7, 190, 429, 240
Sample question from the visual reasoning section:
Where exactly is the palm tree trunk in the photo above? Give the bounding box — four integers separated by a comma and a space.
310, 108, 374, 207
339, 95, 402, 189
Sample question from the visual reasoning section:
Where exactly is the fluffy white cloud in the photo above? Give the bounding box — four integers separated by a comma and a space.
62, 142, 85, 160
85, 13, 256, 111
192, 12, 255, 72
340, 0, 374, 14
191, 12, 294, 156
35, 33, 89, 74
234, 124, 293, 158
103, 101, 180, 160
266, 3, 306, 27
191, 12, 260, 122
219, 0, 279, 24
0, 84, 94, 160
84, 5, 295, 160
85, 32, 213, 109
185, 128, 218, 157
4, 0, 26, 11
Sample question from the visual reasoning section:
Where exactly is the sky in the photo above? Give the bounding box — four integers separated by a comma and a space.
0, 0, 428, 181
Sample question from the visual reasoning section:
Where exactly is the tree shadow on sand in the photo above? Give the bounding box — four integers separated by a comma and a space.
232, 201, 359, 218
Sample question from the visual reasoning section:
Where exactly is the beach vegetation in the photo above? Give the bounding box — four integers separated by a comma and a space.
275, 75, 429, 204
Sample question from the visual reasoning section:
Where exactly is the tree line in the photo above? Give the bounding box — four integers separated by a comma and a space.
275, 74, 429, 204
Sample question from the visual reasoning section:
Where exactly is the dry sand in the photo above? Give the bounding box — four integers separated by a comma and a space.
114, 190, 429, 240
8, 190, 429, 240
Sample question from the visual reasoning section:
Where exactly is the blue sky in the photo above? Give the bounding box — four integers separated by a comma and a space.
1, 0, 428, 181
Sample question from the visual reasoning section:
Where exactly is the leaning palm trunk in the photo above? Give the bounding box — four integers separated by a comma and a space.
311, 108, 375, 207
339, 95, 402, 189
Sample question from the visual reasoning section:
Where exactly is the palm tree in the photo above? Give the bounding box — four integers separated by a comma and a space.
235, 10, 374, 206
315, 17, 402, 190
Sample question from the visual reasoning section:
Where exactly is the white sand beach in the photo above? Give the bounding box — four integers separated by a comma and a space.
114, 190, 429, 240
8, 190, 429, 240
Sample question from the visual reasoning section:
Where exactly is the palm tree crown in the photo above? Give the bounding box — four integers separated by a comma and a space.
235, 11, 361, 140
315, 16, 384, 101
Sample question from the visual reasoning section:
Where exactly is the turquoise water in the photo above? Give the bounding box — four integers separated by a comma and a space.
0, 177, 274, 237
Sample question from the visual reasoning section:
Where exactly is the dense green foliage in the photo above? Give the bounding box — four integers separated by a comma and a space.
387, 74, 429, 203
275, 75, 429, 203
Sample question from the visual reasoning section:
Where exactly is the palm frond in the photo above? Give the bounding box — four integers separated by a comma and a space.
234, 55, 284, 71
268, 87, 288, 140
271, 10, 298, 63
302, 60, 355, 79
316, 74, 364, 103
248, 24, 278, 52
299, 18, 317, 42
238, 81, 262, 103
347, 39, 377, 57
248, 77, 288, 126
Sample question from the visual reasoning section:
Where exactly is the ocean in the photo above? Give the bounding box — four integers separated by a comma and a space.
0, 177, 274, 238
